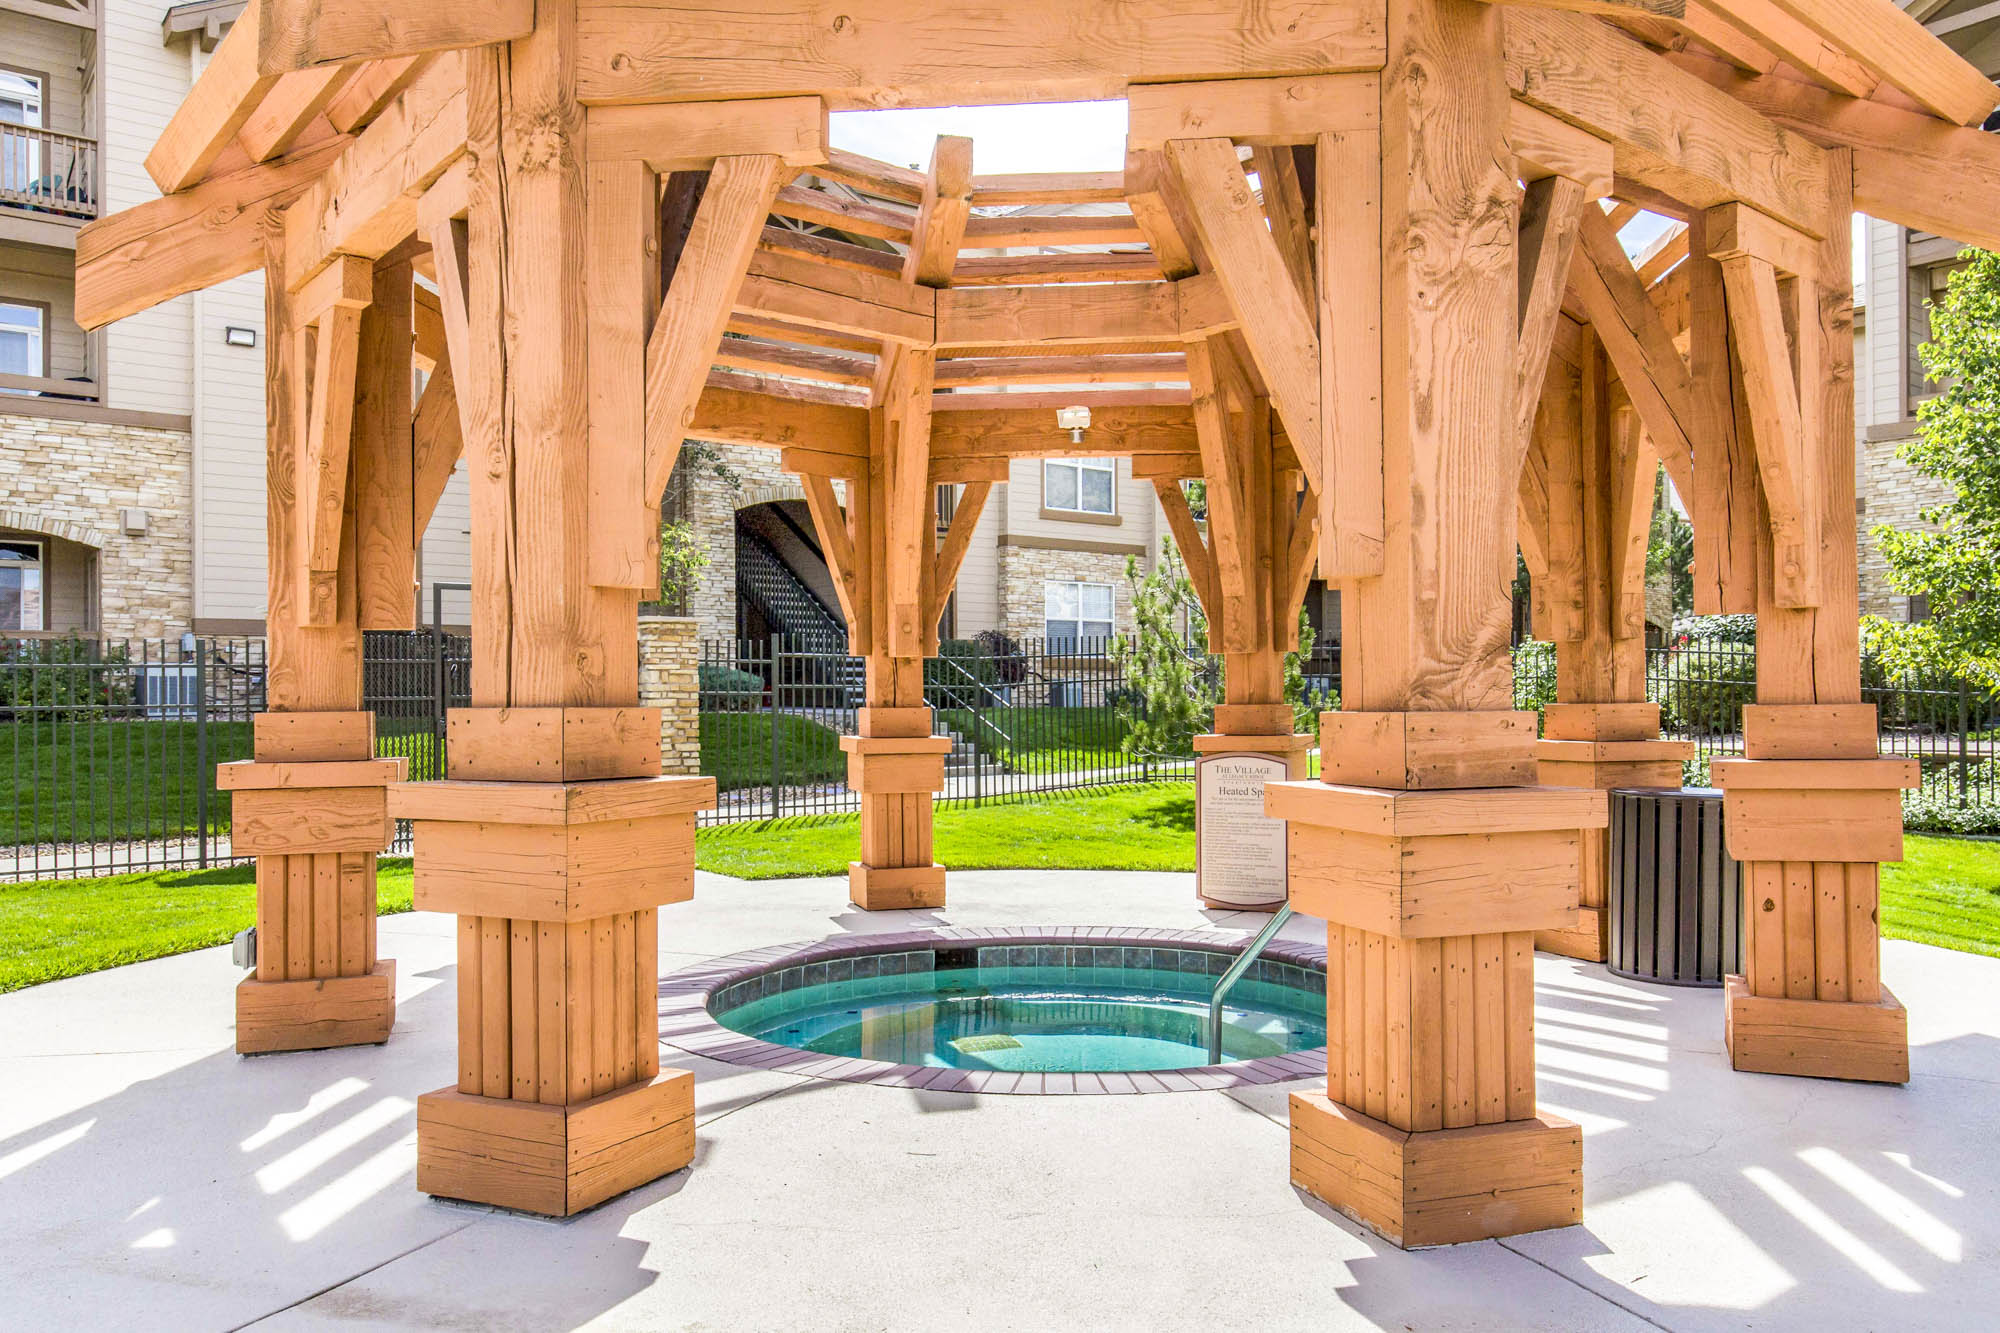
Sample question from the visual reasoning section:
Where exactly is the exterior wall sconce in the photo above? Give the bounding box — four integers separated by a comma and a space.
224, 326, 257, 348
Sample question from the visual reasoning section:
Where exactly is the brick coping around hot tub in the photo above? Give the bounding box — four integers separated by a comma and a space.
657, 925, 1330, 1095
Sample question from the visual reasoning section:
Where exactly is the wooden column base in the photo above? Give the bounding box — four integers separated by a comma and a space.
1724, 976, 1909, 1084
1536, 906, 1606, 963
417, 1069, 696, 1216
236, 960, 396, 1055
1290, 1093, 1582, 1248
849, 862, 946, 910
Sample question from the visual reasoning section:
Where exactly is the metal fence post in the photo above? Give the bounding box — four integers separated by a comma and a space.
194, 638, 210, 869
1960, 680, 1971, 808
770, 636, 783, 820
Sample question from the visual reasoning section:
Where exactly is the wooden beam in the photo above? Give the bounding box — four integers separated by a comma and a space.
1316, 125, 1383, 580
1185, 338, 1252, 652
950, 252, 1165, 286
735, 256, 936, 346
1714, 247, 1819, 608
927, 480, 992, 629
1501, 6, 1830, 236
1666, 50, 2000, 251
1168, 136, 1322, 493
1123, 148, 1201, 280
577, 0, 1387, 110
585, 97, 828, 171
769, 185, 914, 242
413, 362, 463, 538
936, 282, 1180, 349
1516, 175, 1590, 467
145, 0, 278, 193
326, 56, 430, 134
1568, 204, 1698, 505
1249, 145, 1315, 314
1507, 98, 1614, 198
77, 136, 349, 329
1685, 208, 1756, 614
904, 136, 973, 287
935, 353, 1187, 388
715, 337, 875, 387
238, 64, 355, 163
969, 171, 1125, 206
688, 382, 871, 455
283, 59, 468, 289
812, 148, 925, 204
1608, 408, 1658, 639
929, 403, 1200, 459
352, 257, 417, 629
1153, 476, 1221, 627
1725, 0, 1999, 125
1688, 0, 1878, 101
298, 267, 370, 621
800, 474, 861, 633
1635, 223, 1690, 285
642, 155, 788, 505
959, 214, 1146, 249
586, 158, 664, 590
1127, 73, 1379, 150
258, 0, 534, 73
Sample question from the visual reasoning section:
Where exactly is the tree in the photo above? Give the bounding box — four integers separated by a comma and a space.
1283, 608, 1336, 733
1111, 539, 1215, 757
654, 519, 709, 613
1876, 247, 2000, 675
1647, 464, 1694, 619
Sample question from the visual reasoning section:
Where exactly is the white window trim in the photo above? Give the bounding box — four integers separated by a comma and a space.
1043, 578, 1115, 648
1042, 457, 1117, 516
0, 536, 45, 632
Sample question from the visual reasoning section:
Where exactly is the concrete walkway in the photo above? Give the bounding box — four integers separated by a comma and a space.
3, 869, 1996, 1331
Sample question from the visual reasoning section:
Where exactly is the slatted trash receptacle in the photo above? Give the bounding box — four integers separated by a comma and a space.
1608, 789, 1743, 987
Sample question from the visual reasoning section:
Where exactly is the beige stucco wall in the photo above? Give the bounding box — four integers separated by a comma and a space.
0, 409, 191, 638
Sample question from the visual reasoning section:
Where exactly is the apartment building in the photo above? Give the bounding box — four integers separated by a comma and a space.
1856, 1, 2000, 621
0, 0, 469, 641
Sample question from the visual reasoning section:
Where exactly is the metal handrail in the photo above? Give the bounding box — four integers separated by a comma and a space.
1207, 904, 1294, 1065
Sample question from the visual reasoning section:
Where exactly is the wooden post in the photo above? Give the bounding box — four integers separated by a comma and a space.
1531, 329, 1692, 962
225, 240, 402, 1056
387, 7, 718, 1217
1708, 151, 1917, 1085
1268, 0, 1593, 1249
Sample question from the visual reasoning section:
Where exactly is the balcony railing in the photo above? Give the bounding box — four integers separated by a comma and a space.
0, 370, 99, 402
0, 126, 97, 221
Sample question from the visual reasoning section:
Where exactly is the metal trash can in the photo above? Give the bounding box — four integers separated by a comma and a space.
1607, 788, 1743, 987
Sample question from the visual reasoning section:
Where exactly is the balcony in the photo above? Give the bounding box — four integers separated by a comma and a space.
0, 125, 96, 222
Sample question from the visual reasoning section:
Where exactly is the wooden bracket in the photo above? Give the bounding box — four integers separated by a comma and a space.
1515, 175, 1589, 473
799, 474, 863, 650
1707, 202, 1822, 608
1153, 476, 1222, 651
296, 254, 371, 626
926, 479, 991, 632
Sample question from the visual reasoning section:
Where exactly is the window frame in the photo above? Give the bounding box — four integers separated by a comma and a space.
1041, 457, 1117, 517
0, 296, 50, 381
0, 536, 46, 633
1043, 578, 1115, 650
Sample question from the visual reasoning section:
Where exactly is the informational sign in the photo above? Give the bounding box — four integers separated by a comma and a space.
1195, 752, 1290, 909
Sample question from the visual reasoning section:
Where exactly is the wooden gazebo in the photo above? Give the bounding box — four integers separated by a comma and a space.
76, 0, 2000, 1246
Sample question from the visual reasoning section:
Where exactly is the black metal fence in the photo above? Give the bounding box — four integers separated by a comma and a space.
1, 631, 469, 882
697, 635, 1196, 824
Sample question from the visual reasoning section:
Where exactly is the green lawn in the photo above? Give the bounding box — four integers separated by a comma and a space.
3, 786, 1997, 993
934, 705, 1140, 771
0, 858, 414, 993
699, 711, 845, 792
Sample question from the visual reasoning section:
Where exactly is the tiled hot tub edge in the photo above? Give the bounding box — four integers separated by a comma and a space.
656, 926, 1329, 1096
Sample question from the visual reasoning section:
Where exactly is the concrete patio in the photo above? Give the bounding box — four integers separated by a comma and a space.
3, 868, 1995, 1331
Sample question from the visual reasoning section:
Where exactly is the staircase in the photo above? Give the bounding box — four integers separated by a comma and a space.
737, 530, 847, 653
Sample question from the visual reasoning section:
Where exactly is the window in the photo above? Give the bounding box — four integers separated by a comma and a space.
0, 301, 45, 388
0, 69, 43, 198
0, 539, 43, 631
1045, 580, 1113, 649
1043, 458, 1115, 515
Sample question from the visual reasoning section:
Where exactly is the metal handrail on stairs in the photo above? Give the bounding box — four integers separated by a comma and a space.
1207, 904, 1294, 1065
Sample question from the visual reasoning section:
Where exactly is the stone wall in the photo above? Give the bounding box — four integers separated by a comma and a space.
995, 543, 1143, 644
637, 614, 701, 775
0, 412, 193, 639
1857, 430, 1953, 621
678, 444, 812, 643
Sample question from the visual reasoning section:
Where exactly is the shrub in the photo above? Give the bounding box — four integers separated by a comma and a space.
1903, 760, 2000, 835
0, 636, 135, 721
925, 640, 999, 707
698, 663, 764, 710
1668, 614, 1757, 646
1655, 644, 1757, 734
1513, 640, 1557, 725
972, 629, 1028, 686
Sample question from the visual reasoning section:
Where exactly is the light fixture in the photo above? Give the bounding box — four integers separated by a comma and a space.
223, 325, 257, 348
1056, 405, 1091, 443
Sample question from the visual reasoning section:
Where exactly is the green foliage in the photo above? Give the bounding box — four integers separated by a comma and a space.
653, 518, 709, 614
1875, 247, 2000, 678
698, 663, 765, 709
1646, 465, 1694, 619
1668, 614, 1757, 645
1111, 540, 1215, 759
0, 637, 136, 719
1513, 640, 1557, 724
1283, 608, 1336, 734
1655, 643, 1757, 734
925, 639, 1000, 707
1902, 760, 2000, 835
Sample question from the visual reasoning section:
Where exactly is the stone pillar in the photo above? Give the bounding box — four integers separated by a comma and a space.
390, 16, 716, 1217
638, 614, 702, 776
1271, 0, 1594, 1248
1530, 329, 1691, 961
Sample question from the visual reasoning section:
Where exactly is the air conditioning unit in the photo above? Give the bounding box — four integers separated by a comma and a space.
131, 664, 197, 719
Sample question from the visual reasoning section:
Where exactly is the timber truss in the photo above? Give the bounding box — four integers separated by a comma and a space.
71, 0, 2000, 1241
